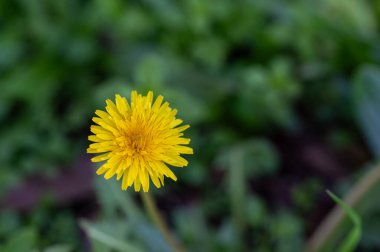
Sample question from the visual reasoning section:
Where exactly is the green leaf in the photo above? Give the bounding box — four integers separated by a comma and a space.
352, 65, 380, 157
94, 175, 142, 219
2, 227, 37, 252
42, 244, 72, 252
326, 190, 362, 252
80, 220, 143, 252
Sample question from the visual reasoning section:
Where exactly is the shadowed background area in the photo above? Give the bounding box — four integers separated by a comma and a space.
1, 0, 380, 251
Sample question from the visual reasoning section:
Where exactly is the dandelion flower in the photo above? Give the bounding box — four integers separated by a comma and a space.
87, 90, 193, 192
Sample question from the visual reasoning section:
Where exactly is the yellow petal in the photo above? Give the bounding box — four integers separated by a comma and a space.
104, 165, 118, 179
152, 95, 164, 111
122, 169, 129, 190
134, 178, 141, 192
139, 167, 149, 192
127, 159, 139, 186
151, 161, 177, 181
92, 118, 118, 135
97, 133, 114, 140
174, 146, 193, 154
147, 165, 161, 188
106, 99, 122, 120
176, 125, 190, 132
146, 91, 154, 107
169, 119, 183, 128
91, 153, 110, 162
115, 94, 130, 115
95, 110, 114, 126
96, 165, 108, 175
162, 153, 188, 167
90, 125, 112, 135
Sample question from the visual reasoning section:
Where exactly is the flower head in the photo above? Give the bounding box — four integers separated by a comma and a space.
87, 90, 193, 192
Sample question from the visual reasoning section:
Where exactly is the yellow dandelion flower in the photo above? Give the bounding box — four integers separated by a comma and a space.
87, 90, 193, 192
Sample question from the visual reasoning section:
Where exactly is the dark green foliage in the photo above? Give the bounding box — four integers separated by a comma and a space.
1, 0, 380, 251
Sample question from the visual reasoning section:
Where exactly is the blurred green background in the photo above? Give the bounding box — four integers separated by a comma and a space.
1, 0, 380, 251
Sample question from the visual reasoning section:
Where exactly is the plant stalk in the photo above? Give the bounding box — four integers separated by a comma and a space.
140, 192, 185, 252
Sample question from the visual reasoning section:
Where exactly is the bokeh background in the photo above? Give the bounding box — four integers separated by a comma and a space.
1, 0, 380, 251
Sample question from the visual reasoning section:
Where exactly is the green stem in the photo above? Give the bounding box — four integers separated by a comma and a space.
140, 192, 185, 252
306, 164, 380, 252
229, 149, 245, 250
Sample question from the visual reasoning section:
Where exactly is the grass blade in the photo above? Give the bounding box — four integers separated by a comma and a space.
326, 190, 362, 252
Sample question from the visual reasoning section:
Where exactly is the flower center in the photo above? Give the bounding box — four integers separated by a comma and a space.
129, 133, 147, 153
117, 125, 154, 157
